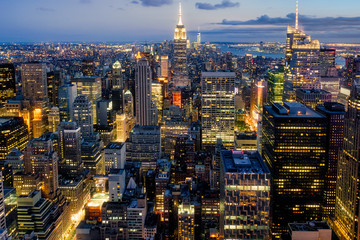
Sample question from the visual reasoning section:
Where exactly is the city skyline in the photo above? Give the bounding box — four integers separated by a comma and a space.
1, 0, 360, 43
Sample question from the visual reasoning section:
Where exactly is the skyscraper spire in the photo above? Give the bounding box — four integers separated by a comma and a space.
178, 2, 183, 26
295, 0, 299, 30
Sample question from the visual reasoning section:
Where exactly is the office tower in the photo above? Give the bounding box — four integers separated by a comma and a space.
127, 125, 161, 173
31, 100, 48, 139
320, 48, 336, 77
104, 142, 126, 174
17, 190, 66, 239
112, 61, 124, 113
267, 68, 284, 104
197, 31, 201, 45
333, 80, 360, 240
338, 86, 351, 111
48, 106, 60, 132
201, 72, 235, 150
73, 95, 94, 139
172, 90, 182, 108
58, 84, 77, 121
173, 3, 189, 87
152, 82, 163, 123
0, 172, 6, 230
344, 56, 360, 87
262, 102, 327, 238
116, 113, 127, 142
0, 64, 16, 105
21, 63, 48, 102
155, 159, 171, 220
82, 59, 95, 76
5, 148, 24, 174
96, 99, 111, 126
124, 90, 134, 118
47, 70, 64, 106
0, 117, 29, 160
4, 187, 17, 239
71, 76, 101, 124
160, 56, 169, 78
13, 172, 41, 197
24, 136, 59, 199
135, 59, 153, 126
127, 196, 148, 239
284, 16, 321, 101
58, 121, 83, 176
315, 103, 345, 218
178, 201, 195, 240
296, 88, 332, 110
81, 139, 104, 176
108, 169, 126, 202
220, 150, 270, 239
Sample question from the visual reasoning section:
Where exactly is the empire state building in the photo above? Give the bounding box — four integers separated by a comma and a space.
173, 3, 189, 87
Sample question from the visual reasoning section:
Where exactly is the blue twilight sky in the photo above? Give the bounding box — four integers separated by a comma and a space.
1, 0, 360, 43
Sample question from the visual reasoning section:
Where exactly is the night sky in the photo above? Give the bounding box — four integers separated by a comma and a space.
1, 0, 360, 43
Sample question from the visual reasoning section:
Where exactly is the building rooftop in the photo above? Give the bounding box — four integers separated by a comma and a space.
105, 142, 125, 150
289, 221, 330, 232
265, 102, 325, 118
221, 150, 270, 174
297, 88, 331, 95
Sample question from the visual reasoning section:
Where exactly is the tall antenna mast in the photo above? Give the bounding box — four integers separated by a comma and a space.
295, 0, 299, 30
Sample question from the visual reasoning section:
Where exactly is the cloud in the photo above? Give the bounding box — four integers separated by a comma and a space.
195, 0, 239, 10
135, 0, 173, 7
36, 7, 55, 12
218, 13, 360, 28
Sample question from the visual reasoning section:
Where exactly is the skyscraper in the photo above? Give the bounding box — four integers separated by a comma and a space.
21, 63, 48, 103
284, 5, 321, 101
135, 58, 153, 126
315, 102, 345, 218
73, 95, 94, 139
0, 64, 16, 105
220, 150, 270, 239
58, 84, 77, 121
173, 3, 189, 87
112, 61, 124, 113
262, 102, 327, 238
58, 121, 83, 177
333, 80, 360, 240
0, 171, 6, 230
24, 136, 59, 199
201, 72, 235, 150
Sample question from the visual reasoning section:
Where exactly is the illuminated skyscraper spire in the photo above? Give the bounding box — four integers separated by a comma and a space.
295, 0, 299, 30
178, 2, 183, 26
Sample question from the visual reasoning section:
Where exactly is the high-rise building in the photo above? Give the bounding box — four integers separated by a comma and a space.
201, 72, 235, 150
108, 169, 126, 202
58, 84, 77, 121
21, 63, 48, 103
296, 88, 332, 110
104, 142, 126, 174
0, 117, 29, 160
266, 68, 284, 104
173, 3, 189, 87
112, 61, 124, 113
73, 95, 94, 139
316, 103, 345, 218
58, 121, 83, 177
81, 138, 104, 176
23, 136, 59, 199
160, 56, 169, 78
220, 150, 270, 239
178, 201, 195, 240
284, 26, 321, 101
48, 106, 60, 132
135, 59, 153, 126
81, 59, 95, 76
320, 48, 336, 77
47, 70, 64, 107
127, 125, 161, 174
262, 102, 327, 238
333, 80, 360, 240
0, 64, 16, 105
71, 76, 101, 124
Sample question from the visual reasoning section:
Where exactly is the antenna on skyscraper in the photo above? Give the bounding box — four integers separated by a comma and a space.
178, 2, 183, 26
295, 0, 299, 30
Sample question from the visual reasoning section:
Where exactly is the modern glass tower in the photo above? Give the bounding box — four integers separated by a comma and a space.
333, 80, 360, 240
201, 72, 235, 150
262, 102, 327, 238
0, 64, 16, 105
